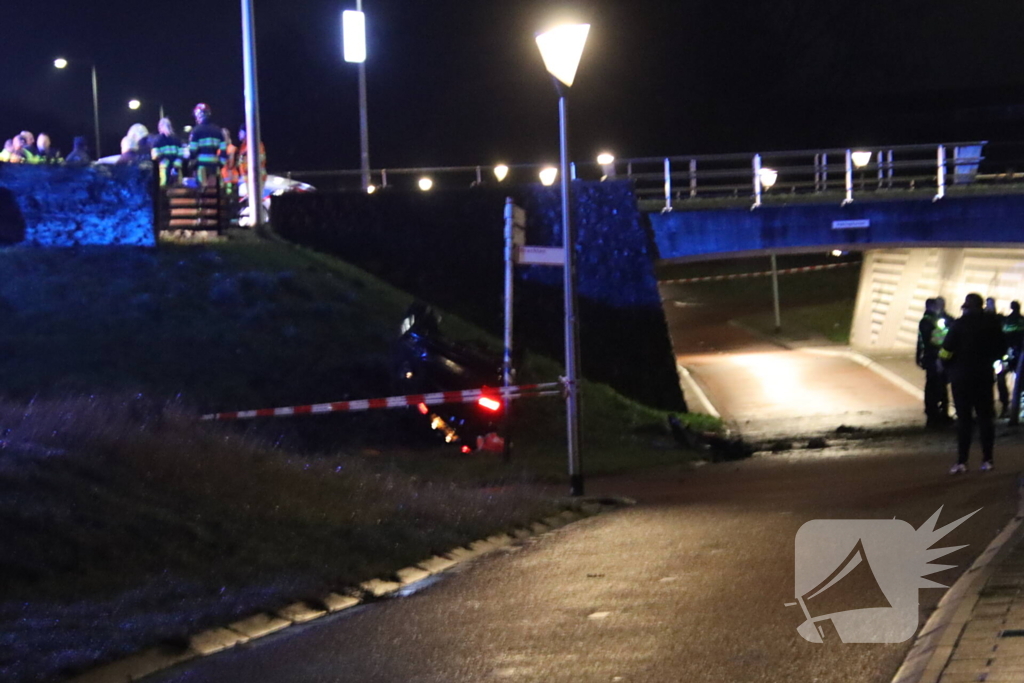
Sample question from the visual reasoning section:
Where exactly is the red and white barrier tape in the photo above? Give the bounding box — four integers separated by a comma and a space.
200, 382, 562, 422
662, 261, 854, 285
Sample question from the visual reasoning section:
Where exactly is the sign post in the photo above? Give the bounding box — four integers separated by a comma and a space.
502, 199, 525, 461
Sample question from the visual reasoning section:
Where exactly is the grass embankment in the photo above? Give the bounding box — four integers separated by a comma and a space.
659, 254, 861, 344
0, 238, 716, 682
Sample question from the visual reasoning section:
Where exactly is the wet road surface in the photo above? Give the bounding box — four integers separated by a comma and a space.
153, 441, 1024, 683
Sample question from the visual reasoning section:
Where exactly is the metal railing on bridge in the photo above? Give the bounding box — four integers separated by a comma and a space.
280, 141, 992, 211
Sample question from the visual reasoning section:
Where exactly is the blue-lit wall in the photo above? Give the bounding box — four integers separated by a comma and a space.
650, 194, 1024, 262
0, 164, 155, 247
272, 181, 685, 411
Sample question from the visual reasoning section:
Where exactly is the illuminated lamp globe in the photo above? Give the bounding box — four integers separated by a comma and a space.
53, 58, 68, 69
128, 99, 141, 110
418, 177, 433, 192
539, 167, 558, 186
536, 24, 591, 88
597, 152, 615, 166
366, 184, 377, 194
758, 167, 778, 189
851, 151, 872, 168
494, 164, 509, 182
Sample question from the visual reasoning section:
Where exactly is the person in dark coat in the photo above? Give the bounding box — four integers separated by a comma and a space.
998, 300, 1024, 418
917, 298, 952, 427
64, 136, 91, 166
940, 293, 1006, 474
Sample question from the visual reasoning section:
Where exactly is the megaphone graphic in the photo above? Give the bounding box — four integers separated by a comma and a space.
789, 538, 892, 643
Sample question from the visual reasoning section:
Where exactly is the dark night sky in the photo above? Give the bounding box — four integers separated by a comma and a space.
4, 0, 1024, 172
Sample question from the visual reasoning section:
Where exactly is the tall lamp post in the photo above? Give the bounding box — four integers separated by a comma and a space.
536, 22, 590, 497
241, 0, 265, 228
54, 58, 101, 158
343, 5, 371, 190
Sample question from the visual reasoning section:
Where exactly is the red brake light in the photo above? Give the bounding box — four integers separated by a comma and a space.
461, 445, 472, 453
417, 402, 429, 415
478, 397, 501, 412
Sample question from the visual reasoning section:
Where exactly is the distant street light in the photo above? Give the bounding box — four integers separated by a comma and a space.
128, 99, 141, 110
539, 166, 558, 186
366, 183, 377, 194
596, 152, 614, 165
597, 152, 615, 180
536, 21, 590, 497
494, 164, 510, 182
54, 57, 101, 157
343, 5, 371, 190
759, 167, 778, 189
418, 177, 433, 191
851, 151, 872, 168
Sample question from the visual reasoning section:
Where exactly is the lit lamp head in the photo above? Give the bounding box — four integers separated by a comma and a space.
494, 164, 510, 183
758, 167, 778, 189
342, 10, 367, 63
128, 99, 141, 111
418, 177, 433, 192
851, 151, 872, 168
539, 166, 559, 186
597, 152, 615, 180
535, 23, 591, 93
53, 57, 68, 69
366, 184, 377, 194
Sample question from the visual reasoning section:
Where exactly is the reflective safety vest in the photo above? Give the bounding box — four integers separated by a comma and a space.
189, 122, 227, 167
152, 134, 184, 168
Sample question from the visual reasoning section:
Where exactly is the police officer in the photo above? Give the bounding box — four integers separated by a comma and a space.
188, 103, 226, 187
940, 293, 1006, 474
917, 298, 952, 427
999, 300, 1024, 418
151, 118, 184, 187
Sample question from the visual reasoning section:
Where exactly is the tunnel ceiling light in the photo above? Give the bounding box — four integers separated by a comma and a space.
536, 24, 590, 88
851, 151, 872, 168
494, 164, 509, 182
539, 166, 558, 186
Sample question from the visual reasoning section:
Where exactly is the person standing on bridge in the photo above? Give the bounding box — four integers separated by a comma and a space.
151, 118, 184, 187
940, 293, 1006, 474
997, 300, 1024, 418
917, 298, 952, 428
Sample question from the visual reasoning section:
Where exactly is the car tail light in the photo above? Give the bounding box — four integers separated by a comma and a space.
478, 397, 501, 412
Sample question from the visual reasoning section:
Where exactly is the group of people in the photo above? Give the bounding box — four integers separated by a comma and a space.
1, 103, 266, 191
120, 103, 266, 189
917, 294, 1024, 474
0, 130, 91, 165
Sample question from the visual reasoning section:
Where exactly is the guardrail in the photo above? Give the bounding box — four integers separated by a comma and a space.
279, 141, 991, 210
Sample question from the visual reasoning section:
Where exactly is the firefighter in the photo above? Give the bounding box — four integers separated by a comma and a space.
188, 103, 226, 187
237, 126, 266, 187
940, 293, 1007, 474
151, 118, 184, 186
917, 298, 951, 428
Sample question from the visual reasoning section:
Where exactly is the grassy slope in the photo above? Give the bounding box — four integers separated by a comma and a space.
0, 237, 716, 682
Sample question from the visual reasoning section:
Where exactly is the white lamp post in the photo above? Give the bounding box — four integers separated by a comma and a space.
343, 6, 371, 190
55, 58, 101, 158
536, 22, 590, 497
241, 0, 266, 228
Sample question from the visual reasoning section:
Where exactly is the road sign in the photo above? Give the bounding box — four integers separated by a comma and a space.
516, 246, 565, 266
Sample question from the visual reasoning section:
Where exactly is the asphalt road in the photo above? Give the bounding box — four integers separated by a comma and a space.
153, 440, 1023, 683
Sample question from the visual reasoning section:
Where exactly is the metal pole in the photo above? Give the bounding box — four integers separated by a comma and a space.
663, 158, 672, 212
357, 0, 370, 190
814, 153, 820, 191
91, 64, 101, 158
241, 0, 265, 228
689, 158, 697, 198
843, 149, 854, 205
935, 144, 946, 201
502, 198, 516, 461
822, 152, 828, 190
559, 94, 583, 497
752, 153, 762, 209
159, 104, 165, 121
771, 253, 782, 332
876, 150, 883, 188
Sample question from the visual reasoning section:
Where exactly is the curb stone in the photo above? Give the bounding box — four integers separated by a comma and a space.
68, 499, 627, 683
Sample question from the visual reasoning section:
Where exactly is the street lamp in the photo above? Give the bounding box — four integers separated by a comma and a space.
851, 151, 872, 168
539, 166, 558, 186
128, 99, 141, 111
343, 5, 371, 190
758, 167, 778, 189
597, 152, 615, 180
536, 21, 590, 497
418, 177, 433, 191
494, 164, 510, 182
54, 57, 101, 158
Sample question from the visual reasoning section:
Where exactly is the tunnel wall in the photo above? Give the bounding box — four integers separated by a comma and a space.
272, 181, 685, 411
851, 247, 1024, 353
0, 164, 155, 247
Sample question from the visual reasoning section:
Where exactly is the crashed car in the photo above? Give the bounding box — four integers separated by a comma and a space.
393, 302, 506, 452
